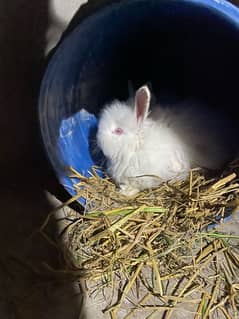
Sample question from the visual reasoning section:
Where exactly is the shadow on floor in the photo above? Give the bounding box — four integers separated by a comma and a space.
0, 1, 83, 318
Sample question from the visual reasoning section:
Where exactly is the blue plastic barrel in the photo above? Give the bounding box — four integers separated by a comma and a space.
39, 0, 239, 207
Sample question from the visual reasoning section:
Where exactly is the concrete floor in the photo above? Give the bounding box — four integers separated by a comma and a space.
0, 1, 238, 319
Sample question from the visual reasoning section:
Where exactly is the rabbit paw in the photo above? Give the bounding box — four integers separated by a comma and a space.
169, 150, 190, 179
119, 184, 139, 197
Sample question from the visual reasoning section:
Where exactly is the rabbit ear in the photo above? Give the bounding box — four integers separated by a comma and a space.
135, 85, 151, 123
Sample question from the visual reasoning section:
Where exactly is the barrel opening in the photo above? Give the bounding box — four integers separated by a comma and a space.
39, 0, 239, 197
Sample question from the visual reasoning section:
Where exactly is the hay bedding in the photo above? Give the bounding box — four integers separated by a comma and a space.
43, 165, 239, 319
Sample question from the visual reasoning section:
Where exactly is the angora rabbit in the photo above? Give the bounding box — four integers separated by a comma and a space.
96, 85, 236, 195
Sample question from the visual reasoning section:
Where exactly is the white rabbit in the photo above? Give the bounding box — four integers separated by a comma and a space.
96, 85, 236, 196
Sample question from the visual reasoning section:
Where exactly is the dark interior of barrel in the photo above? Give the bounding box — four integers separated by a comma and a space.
72, 1, 239, 119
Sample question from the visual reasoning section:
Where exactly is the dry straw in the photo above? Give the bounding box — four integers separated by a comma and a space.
42, 166, 239, 319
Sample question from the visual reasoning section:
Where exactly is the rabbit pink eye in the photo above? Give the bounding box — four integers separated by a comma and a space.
113, 127, 123, 135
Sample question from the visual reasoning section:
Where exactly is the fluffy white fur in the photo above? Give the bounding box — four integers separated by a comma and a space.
96, 86, 236, 195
